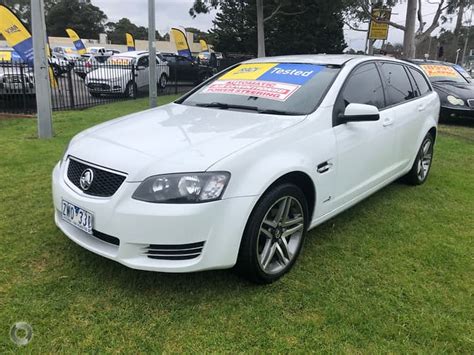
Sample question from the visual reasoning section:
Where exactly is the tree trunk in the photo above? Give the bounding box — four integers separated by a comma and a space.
403, 0, 417, 58
454, 1, 465, 36
257, 0, 265, 57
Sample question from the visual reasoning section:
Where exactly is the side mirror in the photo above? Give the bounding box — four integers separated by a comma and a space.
340, 103, 380, 123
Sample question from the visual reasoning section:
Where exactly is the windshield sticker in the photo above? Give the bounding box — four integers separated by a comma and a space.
202, 80, 300, 101
212, 62, 323, 100
420, 64, 458, 78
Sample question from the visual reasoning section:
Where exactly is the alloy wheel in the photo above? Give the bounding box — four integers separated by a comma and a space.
257, 196, 305, 274
417, 139, 433, 181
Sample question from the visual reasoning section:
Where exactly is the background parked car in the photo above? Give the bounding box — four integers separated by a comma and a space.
74, 54, 111, 79
88, 47, 121, 56
52, 46, 81, 63
85, 51, 169, 97
0, 63, 35, 96
409, 59, 474, 121
161, 53, 214, 84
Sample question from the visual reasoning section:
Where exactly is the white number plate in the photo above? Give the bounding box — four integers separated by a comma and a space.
61, 200, 93, 234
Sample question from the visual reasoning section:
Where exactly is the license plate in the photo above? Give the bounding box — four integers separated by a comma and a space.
61, 200, 93, 234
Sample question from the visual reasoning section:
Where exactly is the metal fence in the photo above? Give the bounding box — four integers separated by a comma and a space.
0, 59, 197, 115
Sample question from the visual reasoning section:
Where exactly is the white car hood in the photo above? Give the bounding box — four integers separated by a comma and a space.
68, 103, 306, 181
86, 67, 130, 81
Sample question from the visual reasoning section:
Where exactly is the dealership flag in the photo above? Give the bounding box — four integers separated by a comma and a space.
66, 28, 87, 54
200, 39, 209, 52
171, 27, 192, 59
0, 5, 34, 64
126, 33, 135, 51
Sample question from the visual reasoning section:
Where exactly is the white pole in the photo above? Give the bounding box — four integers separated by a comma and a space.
31, 0, 53, 139
148, 0, 157, 108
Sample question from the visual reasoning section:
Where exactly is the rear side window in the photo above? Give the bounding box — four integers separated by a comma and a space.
379, 63, 416, 106
408, 67, 431, 96
340, 63, 385, 109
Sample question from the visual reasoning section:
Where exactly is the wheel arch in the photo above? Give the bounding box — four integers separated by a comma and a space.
254, 170, 316, 222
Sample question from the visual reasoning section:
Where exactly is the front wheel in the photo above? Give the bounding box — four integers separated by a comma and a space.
404, 132, 434, 185
236, 183, 308, 284
124, 82, 137, 98
158, 74, 168, 89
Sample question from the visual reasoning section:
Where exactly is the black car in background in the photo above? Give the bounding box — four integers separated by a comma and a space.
409, 59, 474, 121
160, 53, 214, 85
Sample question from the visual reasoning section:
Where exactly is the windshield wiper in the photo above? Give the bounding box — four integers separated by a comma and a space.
195, 102, 303, 115
195, 102, 259, 111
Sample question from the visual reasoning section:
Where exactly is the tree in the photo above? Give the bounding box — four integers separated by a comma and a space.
105, 18, 162, 44
190, 0, 346, 56
343, 0, 452, 58
45, 0, 107, 39
190, 0, 307, 56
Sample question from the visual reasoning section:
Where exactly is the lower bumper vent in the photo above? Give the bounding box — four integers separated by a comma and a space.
145, 241, 205, 260
92, 230, 120, 246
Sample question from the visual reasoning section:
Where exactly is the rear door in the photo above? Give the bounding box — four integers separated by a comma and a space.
378, 62, 425, 169
333, 62, 398, 206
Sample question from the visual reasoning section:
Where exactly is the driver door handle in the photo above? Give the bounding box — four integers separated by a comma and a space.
382, 117, 394, 127
418, 104, 426, 111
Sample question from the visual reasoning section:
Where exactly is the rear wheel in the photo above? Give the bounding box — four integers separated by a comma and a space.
158, 74, 168, 89
236, 183, 308, 284
404, 132, 434, 185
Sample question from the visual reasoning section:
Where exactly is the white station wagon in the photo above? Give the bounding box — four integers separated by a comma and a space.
53, 55, 440, 283
85, 51, 169, 97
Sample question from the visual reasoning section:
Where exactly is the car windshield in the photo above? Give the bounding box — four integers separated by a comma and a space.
420, 64, 468, 83
179, 62, 340, 115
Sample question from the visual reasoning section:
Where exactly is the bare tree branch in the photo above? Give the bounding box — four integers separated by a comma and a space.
417, 0, 449, 42
344, 20, 369, 32
264, 2, 282, 21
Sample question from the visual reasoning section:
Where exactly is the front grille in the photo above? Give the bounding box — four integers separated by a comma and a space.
92, 230, 120, 246
467, 99, 474, 108
67, 157, 126, 197
88, 83, 110, 90
144, 241, 205, 260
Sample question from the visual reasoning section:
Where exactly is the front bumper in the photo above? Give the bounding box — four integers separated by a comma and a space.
440, 105, 474, 120
52, 161, 256, 272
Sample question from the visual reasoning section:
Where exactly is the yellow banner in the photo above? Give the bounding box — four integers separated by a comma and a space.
126, 33, 135, 51
200, 39, 209, 52
0, 50, 12, 61
0, 5, 34, 63
66, 28, 86, 54
171, 28, 192, 59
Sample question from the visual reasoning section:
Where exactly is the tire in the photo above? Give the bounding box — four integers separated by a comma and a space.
158, 74, 168, 89
124, 82, 137, 98
404, 132, 434, 185
236, 183, 309, 284
52, 64, 61, 77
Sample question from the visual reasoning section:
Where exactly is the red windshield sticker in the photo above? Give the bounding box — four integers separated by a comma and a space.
202, 80, 300, 101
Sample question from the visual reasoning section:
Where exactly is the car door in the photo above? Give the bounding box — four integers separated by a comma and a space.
332, 62, 398, 207
135, 56, 150, 90
378, 62, 425, 169
177, 56, 197, 83
400, 66, 435, 164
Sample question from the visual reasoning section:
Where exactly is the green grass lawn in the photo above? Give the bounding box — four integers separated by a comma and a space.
1, 98, 473, 353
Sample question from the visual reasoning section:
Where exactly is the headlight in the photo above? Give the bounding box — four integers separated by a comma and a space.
447, 95, 464, 106
132, 172, 231, 203
59, 140, 70, 167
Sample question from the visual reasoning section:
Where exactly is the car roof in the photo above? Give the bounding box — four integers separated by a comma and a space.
243, 54, 368, 66
407, 58, 457, 66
